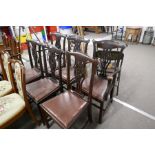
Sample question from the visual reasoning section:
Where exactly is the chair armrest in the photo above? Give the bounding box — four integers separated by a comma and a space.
106, 68, 120, 80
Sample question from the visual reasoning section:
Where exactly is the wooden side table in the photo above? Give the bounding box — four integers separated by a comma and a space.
125, 27, 142, 43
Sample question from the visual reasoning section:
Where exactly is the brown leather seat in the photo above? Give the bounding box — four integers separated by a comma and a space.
26, 78, 60, 103
25, 68, 41, 84
55, 67, 75, 83
82, 75, 108, 101
41, 90, 88, 128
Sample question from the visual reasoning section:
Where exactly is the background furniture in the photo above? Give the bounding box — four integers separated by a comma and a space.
125, 27, 142, 43
82, 26, 102, 34
111, 26, 125, 40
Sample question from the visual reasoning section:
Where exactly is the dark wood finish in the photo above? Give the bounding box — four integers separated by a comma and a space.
26, 41, 63, 121
40, 52, 97, 128
93, 39, 126, 96
55, 35, 90, 85
67, 35, 90, 54
0, 59, 38, 128
50, 32, 67, 67
26, 40, 44, 84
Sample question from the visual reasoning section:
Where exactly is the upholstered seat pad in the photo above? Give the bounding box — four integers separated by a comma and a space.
41, 90, 88, 128
0, 80, 12, 97
82, 76, 108, 101
26, 78, 59, 103
55, 67, 75, 82
25, 68, 41, 84
0, 93, 25, 127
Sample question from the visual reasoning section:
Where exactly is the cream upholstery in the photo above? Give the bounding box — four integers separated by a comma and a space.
0, 93, 25, 127
0, 80, 12, 97
14, 62, 24, 98
3, 53, 11, 82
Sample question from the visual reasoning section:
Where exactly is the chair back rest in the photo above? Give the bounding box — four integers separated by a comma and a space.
42, 45, 63, 87
8, 59, 26, 99
97, 51, 124, 77
26, 39, 42, 71
50, 32, 66, 51
2, 33, 20, 56
67, 35, 90, 54
66, 51, 97, 99
0, 51, 11, 81
93, 39, 127, 58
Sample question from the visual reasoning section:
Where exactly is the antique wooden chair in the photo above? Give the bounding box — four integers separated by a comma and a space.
26, 42, 63, 118
55, 35, 90, 85
2, 33, 21, 58
93, 39, 126, 95
50, 32, 66, 67
67, 35, 90, 54
26, 40, 43, 84
0, 51, 13, 97
0, 59, 38, 128
40, 52, 97, 129
82, 50, 124, 123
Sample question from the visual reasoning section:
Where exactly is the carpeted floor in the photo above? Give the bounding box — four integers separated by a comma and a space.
7, 33, 155, 129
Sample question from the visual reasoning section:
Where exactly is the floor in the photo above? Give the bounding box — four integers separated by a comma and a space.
8, 32, 155, 129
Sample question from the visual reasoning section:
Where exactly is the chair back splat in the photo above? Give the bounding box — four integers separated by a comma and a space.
66, 51, 97, 99
67, 35, 90, 54
26, 39, 41, 70
50, 33, 67, 67
93, 39, 127, 58
43, 45, 63, 89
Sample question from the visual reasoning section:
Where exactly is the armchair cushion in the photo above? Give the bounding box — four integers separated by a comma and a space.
0, 93, 25, 127
0, 80, 12, 97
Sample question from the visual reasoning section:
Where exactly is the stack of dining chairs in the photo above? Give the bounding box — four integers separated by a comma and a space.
0, 31, 127, 128
25, 40, 64, 124
50, 33, 90, 87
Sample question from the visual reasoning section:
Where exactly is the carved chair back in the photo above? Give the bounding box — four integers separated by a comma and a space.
67, 35, 90, 54
50, 32, 67, 67
41, 44, 63, 88
96, 51, 124, 77
26, 39, 42, 71
66, 51, 97, 101
93, 39, 126, 58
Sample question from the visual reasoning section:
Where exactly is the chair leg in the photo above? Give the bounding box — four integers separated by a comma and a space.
88, 104, 93, 123
116, 72, 121, 96
98, 102, 104, 124
40, 107, 50, 128
110, 87, 114, 103
26, 106, 39, 126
